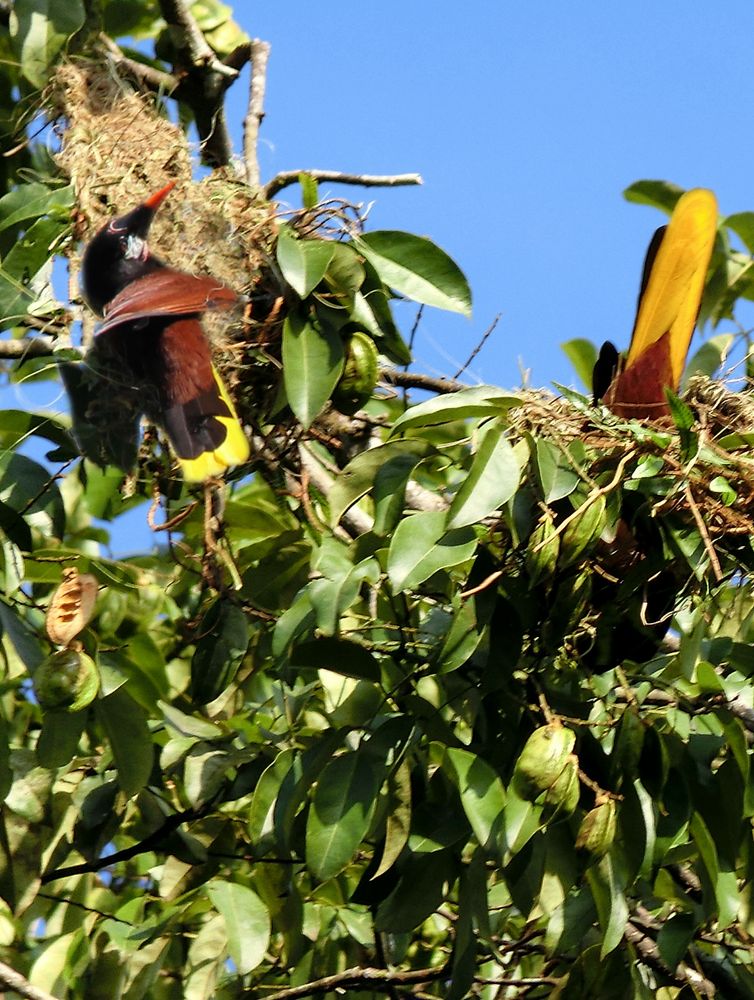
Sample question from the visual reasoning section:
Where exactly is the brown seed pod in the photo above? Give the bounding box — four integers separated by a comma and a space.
45, 569, 99, 647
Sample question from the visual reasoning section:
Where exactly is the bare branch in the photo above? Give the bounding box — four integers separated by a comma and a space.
0, 960, 58, 1000
298, 444, 373, 537
381, 368, 467, 395
255, 964, 448, 1000
100, 34, 178, 93
0, 337, 55, 359
157, 0, 240, 167
264, 170, 423, 201
158, 0, 236, 77
41, 807, 200, 884
244, 39, 271, 187
624, 921, 716, 997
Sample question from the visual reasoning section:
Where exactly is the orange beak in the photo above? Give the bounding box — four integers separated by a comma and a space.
143, 180, 177, 212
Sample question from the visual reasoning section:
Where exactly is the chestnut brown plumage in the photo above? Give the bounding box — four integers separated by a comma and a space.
80, 182, 249, 481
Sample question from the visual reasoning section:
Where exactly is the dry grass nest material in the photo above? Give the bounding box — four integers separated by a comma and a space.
50, 62, 281, 410
505, 375, 754, 546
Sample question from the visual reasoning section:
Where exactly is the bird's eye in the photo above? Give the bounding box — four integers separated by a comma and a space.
118, 236, 128, 252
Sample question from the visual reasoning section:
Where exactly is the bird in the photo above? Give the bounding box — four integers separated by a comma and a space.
79, 181, 250, 482
594, 188, 718, 419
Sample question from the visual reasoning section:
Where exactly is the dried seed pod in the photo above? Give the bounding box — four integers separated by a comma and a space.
513, 723, 576, 800
45, 569, 98, 647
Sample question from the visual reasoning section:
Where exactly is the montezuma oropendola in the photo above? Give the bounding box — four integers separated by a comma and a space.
593, 188, 718, 418
80, 181, 250, 482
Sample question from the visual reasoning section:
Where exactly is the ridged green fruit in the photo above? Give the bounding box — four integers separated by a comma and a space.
525, 513, 560, 586
544, 756, 580, 815
558, 495, 607, 568
34, 649, 99, 712
575, 797, 617, 858
332, 331, 379, 414
513, 723, 576, 800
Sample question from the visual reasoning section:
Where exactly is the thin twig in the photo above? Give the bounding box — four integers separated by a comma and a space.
453, 314, 501, 378
0, 960, 58, 1000
264, 170, 423, 201
244, 39, 271, 187
380, 369, 467, 395
41, 807, 200, 884
254, 965, 447, 1000
684, 482, 724, 582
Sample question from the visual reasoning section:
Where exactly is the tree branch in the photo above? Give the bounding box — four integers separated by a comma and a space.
157, 0, 240, 167
40, 806, 199, 884
0, 337, 55, 359
244, 39, 271, 188
255, 964, 448, 1000
624, 921, 716, 997
0, 959, 58, 1000
380, 368, 467, 395
100, 34, 178, 93
264, 170, 423, 201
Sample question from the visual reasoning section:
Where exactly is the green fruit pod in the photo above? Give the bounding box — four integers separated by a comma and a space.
34, 649, 100, 712
544, 756, 580, 815
332, 331, 379, 414
525, 513, 560, 586
558, 494, 607, 569
513, 723, 576, 800
575, 797, 617, 858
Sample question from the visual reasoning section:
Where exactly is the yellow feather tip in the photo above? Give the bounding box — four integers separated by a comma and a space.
627, 187, 718, 387
178, 367, 250, 482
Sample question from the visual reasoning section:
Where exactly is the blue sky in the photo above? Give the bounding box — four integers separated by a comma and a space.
237, 2, 754, 388
10, 2, 754, 553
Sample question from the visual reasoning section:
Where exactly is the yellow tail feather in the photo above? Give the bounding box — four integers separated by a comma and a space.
179, 366, 250, 482
626, 188, 718, 389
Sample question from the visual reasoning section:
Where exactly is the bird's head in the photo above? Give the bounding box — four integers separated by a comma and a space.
81, 181, 176, 315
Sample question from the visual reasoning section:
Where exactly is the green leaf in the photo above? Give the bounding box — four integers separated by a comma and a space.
536, 439, 580, 503
373, 759, 412, 879
561, 338, 598, 392
96, 689, 152, 796
282, 311, 344, 428
206, 881, 270, 975
623, 179, 685, 214
290, 637, 380, 681
298, 173, 320, 210
683, 333, 734, 383
390, 384, 521, 435
0, 183, 73, 235
0, 598, 44, 671
248, 748, 296, 846
436, 597, 483, 674
690, 811, 739, 926
10, 0, 86, 88
276, 225, 335, 298
586, 854, 628, 958
725, 212, 754, 254
190, 600, 250, 704
329, 439, 434, 527
357, 231, 472, 315
446, 422, 520, 529
0, 408, 75, 457
387, 510, 477, 591
306, 751, 379, 879
442, 747, 506, 851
